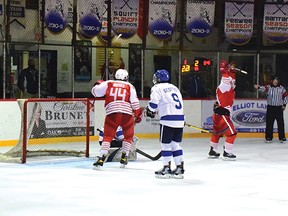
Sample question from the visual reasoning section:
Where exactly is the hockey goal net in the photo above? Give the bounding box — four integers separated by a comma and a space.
0, 98, 95, 163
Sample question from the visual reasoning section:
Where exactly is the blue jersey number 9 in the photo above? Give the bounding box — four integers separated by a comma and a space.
171, 93, 182, 109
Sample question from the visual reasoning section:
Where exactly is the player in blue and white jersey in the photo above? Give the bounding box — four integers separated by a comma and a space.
146, 69, 185, 179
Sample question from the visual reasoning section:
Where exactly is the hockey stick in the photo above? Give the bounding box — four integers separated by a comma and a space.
96, 128, 162, 161
184, 122, 210, 133
136, 149, 161, 161
235, 68, 248, 74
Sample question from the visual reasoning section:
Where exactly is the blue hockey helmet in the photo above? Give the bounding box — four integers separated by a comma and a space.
153, 69, 169, 84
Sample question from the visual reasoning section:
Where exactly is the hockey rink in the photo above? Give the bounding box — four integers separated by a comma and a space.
1, 137, 288, 216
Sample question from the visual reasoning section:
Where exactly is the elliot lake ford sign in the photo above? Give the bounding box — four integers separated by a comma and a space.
202, 100, 269, 133
232, 109, 266, 126
231, 101, 267, 132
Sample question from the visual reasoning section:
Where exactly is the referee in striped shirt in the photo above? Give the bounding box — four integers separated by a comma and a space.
255, 76, 288, 143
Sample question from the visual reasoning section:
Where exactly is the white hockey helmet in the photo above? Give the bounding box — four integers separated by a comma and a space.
115, 69, 129, 81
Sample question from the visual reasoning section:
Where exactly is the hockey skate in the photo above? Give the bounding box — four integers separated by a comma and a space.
223, 151, 236, 161
208, 147, 220, 159
120, 152, 128, 168
171, 162, 184, 179
93, 155, 107, 170
155, 163, 172, 179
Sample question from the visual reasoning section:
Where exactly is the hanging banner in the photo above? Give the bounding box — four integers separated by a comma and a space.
224, 2, 254, 45
186, 0, 215, 38
112, 0, 139, 39
148, 0, 177, 40
10, 0, 26, 28
137, 0, 149, 39
263, 3, 288, 43
45, 0, 70, 34
78, 0, 104, 38
0, 0, 4, 33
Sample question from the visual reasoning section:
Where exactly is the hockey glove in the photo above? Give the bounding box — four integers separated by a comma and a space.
135, 116, 142, 123
146, 106, 156, 118
134, 108, 143, 124
213, 101, 219, 112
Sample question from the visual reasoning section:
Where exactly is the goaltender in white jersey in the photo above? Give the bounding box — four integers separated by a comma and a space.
146, 69, 185, 179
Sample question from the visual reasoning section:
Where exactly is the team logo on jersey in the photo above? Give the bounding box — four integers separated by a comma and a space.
232, 110, 266, 126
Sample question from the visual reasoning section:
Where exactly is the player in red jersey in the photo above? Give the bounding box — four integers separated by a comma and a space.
91, 69, 142, 168
208, 60, 237, 160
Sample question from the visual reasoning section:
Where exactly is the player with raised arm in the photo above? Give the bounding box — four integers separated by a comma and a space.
209, 60, 237, 160
146, 69, 185, 179
91, 69, 142, 168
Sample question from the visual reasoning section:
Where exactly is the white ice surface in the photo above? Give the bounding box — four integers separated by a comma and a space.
1, 138, 288, 216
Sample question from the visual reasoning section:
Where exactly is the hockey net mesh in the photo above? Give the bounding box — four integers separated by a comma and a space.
0, 99, 94, 163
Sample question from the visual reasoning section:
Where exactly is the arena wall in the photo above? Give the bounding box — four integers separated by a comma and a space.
0, 99, 287, 145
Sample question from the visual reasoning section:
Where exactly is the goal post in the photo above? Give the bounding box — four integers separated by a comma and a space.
1, 98, 95, 163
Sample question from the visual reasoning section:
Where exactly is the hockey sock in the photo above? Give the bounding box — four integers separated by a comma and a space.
225, 133, 236, 145
171, 141, 183, 166
161, 143, 172, 166
210, 141, 219, 150
224, 142, 233, 153
100, 141, 110, 156
122, 141, 131, 156
211, 135, 221, 145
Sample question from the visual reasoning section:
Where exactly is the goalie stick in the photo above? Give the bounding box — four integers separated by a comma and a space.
136, 149, 161, 161
184, 122, 210, 133
96, 128, 161, 161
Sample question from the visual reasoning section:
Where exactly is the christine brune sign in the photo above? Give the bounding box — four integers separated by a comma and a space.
28, 101, 94, 138
202, 100, 272, 133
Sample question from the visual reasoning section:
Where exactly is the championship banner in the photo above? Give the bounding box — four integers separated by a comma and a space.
78, 0, 104, 38
224, 2, 254, 45
112, 0, 139, 39
202, 100, 275, 133
148, 0, 177, 40
10, 0, 26, 28
45, 0, 70, 34
263, 3, 288, 43
186, 0, 215, 38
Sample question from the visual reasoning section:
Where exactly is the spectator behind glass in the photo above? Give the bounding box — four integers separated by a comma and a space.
17, 59, 39, 98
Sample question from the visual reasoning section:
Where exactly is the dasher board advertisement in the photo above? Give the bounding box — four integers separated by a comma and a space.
202, 100, 272, 133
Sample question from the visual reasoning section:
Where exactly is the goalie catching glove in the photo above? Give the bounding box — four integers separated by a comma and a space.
146, 106, 156, 118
